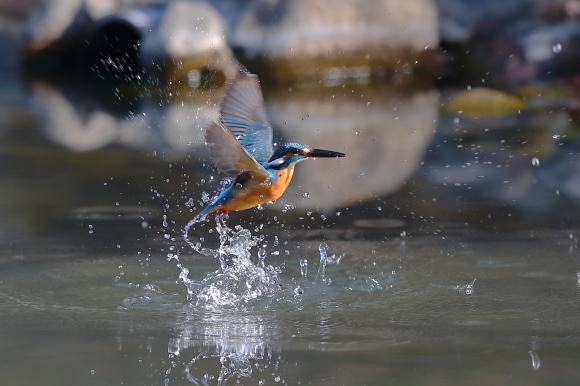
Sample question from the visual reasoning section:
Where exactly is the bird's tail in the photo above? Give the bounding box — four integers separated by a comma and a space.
197, 187, 232, 217
183, 203, 221, 251
198, 202, 222, 217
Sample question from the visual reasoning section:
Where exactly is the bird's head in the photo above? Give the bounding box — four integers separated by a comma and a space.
265, 142, 345, 170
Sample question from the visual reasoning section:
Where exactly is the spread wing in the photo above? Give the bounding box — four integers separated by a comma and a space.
220, 73, 274, 164
205, 122, 270, 182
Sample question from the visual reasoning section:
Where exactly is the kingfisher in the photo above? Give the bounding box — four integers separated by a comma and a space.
199, 72, 345, 216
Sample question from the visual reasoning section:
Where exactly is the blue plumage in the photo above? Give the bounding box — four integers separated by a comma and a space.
220, 73, 273, 164
200, 73, 345, 216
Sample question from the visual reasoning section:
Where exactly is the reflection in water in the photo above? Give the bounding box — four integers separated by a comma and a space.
169, 309, 284, 385
28, 79, 218, 153
424, 108, 580, 220
529, 337, 541, 370
269, 90, 438, 209
31, 82, 118, 151
24, 75, 437, 211
529, 319, 541, 370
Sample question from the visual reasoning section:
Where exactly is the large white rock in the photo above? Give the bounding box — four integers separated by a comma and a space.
231, 0, 439, 59
140, 0, 236, 72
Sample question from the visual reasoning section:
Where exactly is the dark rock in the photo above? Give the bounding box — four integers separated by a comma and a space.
20, 0, 239, 83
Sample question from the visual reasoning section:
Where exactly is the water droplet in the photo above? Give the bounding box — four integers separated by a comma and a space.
319, 243, 328, 258
552, 43, 562, 53
453, 117, 460, 125
201, 192, 210, 203
257, 248, 267, 268
532, 157, 540, 166
315, 243, 329, 282
300, 259, 308, 278
465, 279, 475, 295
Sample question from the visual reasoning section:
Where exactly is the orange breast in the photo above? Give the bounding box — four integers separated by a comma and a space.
225, 167, 295, 211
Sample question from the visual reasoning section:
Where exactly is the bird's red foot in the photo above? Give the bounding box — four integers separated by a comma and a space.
216, 208, 229, 215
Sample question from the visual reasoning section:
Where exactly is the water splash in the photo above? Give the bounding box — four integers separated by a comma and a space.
315, 243, 328, 282
454, 279, 476, 295
180, 215, 283, 308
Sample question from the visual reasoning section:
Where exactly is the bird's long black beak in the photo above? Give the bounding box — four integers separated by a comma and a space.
305, 149, 345, 158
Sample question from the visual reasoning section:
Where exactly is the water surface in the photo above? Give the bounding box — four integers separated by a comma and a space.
3, 49, 580, 385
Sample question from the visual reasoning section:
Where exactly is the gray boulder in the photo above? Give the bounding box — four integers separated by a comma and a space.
230, 0, 439, 81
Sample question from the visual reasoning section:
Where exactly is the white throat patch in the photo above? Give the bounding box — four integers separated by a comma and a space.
265, 157, 285, 167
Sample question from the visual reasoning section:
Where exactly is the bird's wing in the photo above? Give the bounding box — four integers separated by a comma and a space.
205, 122, 271, 182
220, 73, 274, 164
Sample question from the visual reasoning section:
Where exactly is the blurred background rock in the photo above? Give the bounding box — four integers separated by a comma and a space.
8, 0, 580, 86
2, 0, 580, 219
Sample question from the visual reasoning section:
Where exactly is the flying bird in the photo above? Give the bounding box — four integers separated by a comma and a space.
199, 73, 345, 216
